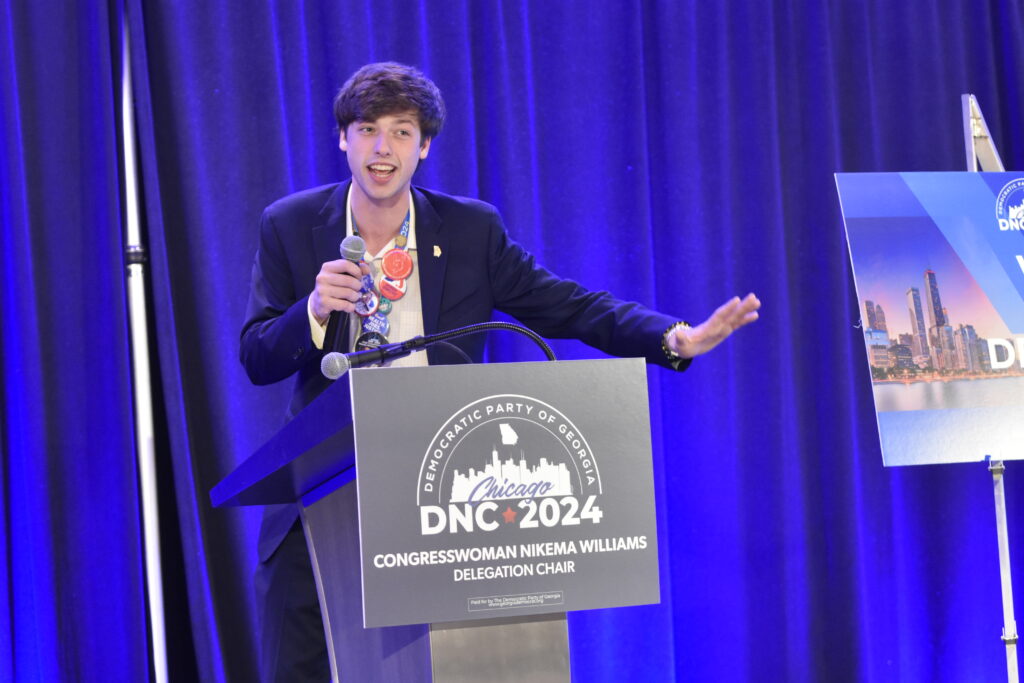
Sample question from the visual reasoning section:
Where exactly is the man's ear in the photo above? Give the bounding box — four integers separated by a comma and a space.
419, 137, 432, 160
339, 132, 348, 152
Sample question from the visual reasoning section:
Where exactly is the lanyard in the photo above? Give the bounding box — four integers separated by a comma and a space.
351, 209, 413, 351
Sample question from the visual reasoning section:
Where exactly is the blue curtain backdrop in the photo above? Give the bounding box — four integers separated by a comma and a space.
3, 0, 1024, 680
0, 2, 150, 681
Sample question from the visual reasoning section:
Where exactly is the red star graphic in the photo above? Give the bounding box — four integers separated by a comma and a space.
502, 506, 517, 523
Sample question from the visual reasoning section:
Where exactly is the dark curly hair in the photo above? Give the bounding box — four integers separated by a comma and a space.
333, 62, 446, 142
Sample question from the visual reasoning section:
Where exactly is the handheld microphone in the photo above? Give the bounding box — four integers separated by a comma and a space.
321, 336, 428, 380
322, 235, 366, 357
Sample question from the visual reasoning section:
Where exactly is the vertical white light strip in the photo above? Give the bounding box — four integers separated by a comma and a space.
120, 14, 169, 683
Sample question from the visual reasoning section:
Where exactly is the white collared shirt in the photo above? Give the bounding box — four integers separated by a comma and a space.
308, 188, 428, 369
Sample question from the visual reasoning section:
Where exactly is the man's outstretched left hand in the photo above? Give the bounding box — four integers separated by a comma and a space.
668, 293, 761, 359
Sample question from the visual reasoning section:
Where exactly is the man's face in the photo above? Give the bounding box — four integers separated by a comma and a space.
341, 111, 431, 207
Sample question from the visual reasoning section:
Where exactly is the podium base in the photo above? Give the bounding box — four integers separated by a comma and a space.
430, 613, 569, 683
302, 479, 571, 682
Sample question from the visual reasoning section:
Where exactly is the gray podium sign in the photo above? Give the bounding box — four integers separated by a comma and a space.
351, 358, 660, 628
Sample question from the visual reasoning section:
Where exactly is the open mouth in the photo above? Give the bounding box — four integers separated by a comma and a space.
368, 163, 397, 181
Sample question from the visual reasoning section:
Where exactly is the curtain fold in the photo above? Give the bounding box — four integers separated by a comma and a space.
0, 2, 149, 680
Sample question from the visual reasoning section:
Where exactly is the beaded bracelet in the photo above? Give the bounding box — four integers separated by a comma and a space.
662, 321, 691, 361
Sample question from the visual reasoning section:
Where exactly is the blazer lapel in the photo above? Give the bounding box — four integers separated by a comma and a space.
312, 181, 349, 267
414, 187, 448, 335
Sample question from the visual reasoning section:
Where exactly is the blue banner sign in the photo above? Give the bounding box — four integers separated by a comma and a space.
837, 172, 1024, 466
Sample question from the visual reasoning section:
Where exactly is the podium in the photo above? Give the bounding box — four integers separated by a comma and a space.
212, 358, 661, 682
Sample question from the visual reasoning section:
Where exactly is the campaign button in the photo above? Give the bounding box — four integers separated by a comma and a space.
378, 297, 393, 315
354, 291, 379, 317
379, 276, 407, 301
362, 312, 390, 336
382, 249, 413, 280
355, 331, 388, 351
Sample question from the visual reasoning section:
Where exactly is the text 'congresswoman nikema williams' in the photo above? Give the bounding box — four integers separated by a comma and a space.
351, 358, 660, 627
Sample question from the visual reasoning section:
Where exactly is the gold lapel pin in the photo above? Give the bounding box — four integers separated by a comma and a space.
433, 245, 442, 258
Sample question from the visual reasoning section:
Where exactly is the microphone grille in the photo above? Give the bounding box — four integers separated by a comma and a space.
320, 352, 351, 380
340, 235, 366, 262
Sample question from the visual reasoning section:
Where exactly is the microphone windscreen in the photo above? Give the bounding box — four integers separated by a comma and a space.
340, 235, 366, 262
320, 351, 351, 380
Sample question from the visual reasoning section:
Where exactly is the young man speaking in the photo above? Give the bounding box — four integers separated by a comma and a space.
241, 62, 759, 681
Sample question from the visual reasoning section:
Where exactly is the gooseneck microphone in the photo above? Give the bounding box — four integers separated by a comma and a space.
321, 336, 429, 380
321, 235, 366, 356
321, 321, 557, 380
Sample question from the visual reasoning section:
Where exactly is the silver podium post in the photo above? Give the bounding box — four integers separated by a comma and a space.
429, 614, 570, 683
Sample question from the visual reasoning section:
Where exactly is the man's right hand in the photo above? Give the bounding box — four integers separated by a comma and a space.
308, 259, 371, 324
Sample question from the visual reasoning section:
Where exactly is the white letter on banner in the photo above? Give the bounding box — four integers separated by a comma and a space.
1017, 338, 1024, 369
989, 339, 1016, 370
1016, 255, 1024, 275
420, 506, 446, 535
476, 502, 499, 531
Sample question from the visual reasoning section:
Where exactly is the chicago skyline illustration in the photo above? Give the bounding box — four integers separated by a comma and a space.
448, 422, 573, 502
862, 266, 1007, 377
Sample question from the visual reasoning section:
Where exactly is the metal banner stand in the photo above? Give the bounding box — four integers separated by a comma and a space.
964, 93, 1019, 683
989, 459, 1019, 683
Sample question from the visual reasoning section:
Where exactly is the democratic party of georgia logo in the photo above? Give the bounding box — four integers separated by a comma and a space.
995, 178, 1024, 231
416, 394, 604, 535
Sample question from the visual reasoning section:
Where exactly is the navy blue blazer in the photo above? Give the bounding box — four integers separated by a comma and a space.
240, 181, 686, 560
